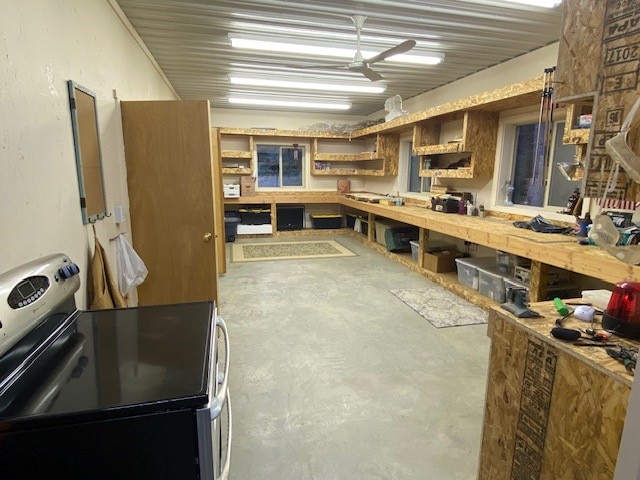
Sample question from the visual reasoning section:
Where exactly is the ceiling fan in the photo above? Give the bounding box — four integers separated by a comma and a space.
291, 15, 416, 82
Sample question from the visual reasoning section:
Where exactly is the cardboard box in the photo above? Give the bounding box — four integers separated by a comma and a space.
337, 179, 350, 194
240, 176, 256, 196
423, 249, 462, 273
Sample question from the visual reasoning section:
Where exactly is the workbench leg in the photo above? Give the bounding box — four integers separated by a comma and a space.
418, 228, 429, 269
271, 202, 277, 233
368, 213, 375, 243
529, 261, 549, 302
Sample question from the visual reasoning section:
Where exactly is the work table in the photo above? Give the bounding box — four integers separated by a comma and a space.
225, 192, 640, 286
478, 300, 635, 480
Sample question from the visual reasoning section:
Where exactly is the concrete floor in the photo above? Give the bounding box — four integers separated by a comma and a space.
219, 235, 490, 480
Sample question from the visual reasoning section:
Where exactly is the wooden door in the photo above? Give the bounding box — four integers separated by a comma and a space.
210, 127, 226, 275
121, 100, 218, 306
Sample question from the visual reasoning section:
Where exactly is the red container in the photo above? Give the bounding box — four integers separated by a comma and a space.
602, 281, 640, 338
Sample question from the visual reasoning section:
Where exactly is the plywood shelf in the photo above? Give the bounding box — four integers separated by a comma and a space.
414, 143, 463, 155
221, 167, 252, 175
313, 152, 382, 161
311, 168, 385, 176
419, 168, 473, 178
221, 150, 252, 159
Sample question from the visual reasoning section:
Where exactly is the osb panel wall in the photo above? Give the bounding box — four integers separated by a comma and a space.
464, 110, 499, 178
380, 132, 400, 175
586, 0, 640, 200
555, 0, 605, 100
478, 312, 630, 480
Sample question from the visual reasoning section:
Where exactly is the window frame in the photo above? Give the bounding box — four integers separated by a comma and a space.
491, 109, 583, 218
255, 142, 307, 190
401, 139, 432, 197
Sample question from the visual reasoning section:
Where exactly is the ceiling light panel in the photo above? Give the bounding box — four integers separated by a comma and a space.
228, 97, 351, 110
502, 0, 562, 7
229, 37, 444, 65
231, 21, 441, 46
229, 76, 386, 93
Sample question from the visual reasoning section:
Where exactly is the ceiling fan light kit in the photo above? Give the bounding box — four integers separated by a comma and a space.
229, 15, 440, 84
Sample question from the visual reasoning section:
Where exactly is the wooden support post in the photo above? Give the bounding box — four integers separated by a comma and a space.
529, 260, 549, 302
418, 228, 430, 268
368, 213, 374, 242
271, 202, 277, 233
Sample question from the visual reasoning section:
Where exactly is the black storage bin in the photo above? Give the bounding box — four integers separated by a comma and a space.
224, 216, 240, 242
277, 205, 304, 231
239, 207, 271, 225
311, 213, 342, 229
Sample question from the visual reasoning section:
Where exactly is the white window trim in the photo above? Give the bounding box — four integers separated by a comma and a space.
400, 138, 432, 199
490, 109, 584, 222
254, 141, 308, 191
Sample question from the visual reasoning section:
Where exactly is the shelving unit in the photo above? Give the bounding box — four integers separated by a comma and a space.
562, 101, 593, 145
310, 133, 399, 176
414, 110, 499, 179
221, 133, 254, 175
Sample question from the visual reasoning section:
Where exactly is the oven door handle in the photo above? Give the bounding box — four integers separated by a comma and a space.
219, 391, 233, 480
209, 315, 229, 420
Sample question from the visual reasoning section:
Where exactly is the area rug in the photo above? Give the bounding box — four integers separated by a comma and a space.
232, 240, 356, 262
389, 286, 488, 328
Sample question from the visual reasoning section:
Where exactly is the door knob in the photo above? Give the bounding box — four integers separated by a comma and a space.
203, 232, 213, 242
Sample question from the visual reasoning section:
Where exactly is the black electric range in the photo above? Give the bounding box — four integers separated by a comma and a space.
0, 254, 231, 480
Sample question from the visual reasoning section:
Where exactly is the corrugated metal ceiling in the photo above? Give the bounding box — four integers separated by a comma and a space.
115, 0, 562, 116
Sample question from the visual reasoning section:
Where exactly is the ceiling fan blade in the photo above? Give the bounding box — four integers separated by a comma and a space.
286, 63, 347, 70
366, 39, 417, 64
360, 67, 384, 82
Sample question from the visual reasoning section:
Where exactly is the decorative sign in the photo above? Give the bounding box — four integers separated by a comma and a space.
510, 340, 558, 480
587, 0, 640, 200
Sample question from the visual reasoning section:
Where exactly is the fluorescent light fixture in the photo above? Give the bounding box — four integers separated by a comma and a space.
229, 76, 385, 93
229, 37, 444, 65
228, 97, 351, 110
502, 0, 562, 7
232, 21, 441, 46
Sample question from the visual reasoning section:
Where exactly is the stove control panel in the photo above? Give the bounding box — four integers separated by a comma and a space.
0, 254, 80, 357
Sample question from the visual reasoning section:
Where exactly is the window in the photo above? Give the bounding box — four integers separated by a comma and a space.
501, 118, 580, 210
407, 143, 431, 193
256, 145, 305, 188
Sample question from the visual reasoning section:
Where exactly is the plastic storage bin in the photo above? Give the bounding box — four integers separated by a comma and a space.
224, 216, 241, 242
311, 213, 342, 229
454, 257, 495, 290
410, 240, 419, 261
239, 207, 271, 225
477, 266, 506, 303
375, 219, 418, 251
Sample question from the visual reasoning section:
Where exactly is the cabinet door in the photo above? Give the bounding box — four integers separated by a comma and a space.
122, 100, 218, 305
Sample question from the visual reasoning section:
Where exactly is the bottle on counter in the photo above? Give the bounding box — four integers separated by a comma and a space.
458, 198, 467, 214
467, 201, 473, 216
478, 204, 485, 218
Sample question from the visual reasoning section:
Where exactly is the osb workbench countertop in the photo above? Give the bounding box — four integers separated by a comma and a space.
224, 192, 640, 284
490, 300, 637, 387
479, 300, 633, 480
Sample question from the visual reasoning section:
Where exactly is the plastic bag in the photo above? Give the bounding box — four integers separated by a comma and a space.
114, 234, 148, 297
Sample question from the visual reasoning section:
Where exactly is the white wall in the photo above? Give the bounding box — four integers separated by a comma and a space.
210, 107, 367, 130
0, 0, 176, 308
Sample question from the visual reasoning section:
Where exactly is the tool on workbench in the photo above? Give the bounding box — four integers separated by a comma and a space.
606, 346, 637, 375
552, 326, 612, 342
554, 297, 570, 316
500, 288, 541, 318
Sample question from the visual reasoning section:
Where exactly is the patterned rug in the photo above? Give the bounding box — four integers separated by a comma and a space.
390, 286, 488, 328
232, 240, 356, 262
